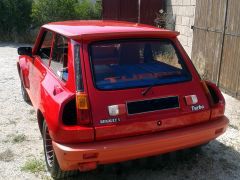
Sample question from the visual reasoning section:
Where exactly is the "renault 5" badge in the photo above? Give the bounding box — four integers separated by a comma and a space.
100, 118, 121, 124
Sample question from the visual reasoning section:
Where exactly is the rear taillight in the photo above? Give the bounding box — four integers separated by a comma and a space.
201, 80, 214, 106
185, 95, 198, 105
108, 104, 126, 116
201, 80, 225, 119
76, 92, 91, 125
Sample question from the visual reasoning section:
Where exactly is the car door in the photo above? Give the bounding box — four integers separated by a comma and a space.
40, 33, 75, 132
29, 30, 54, 108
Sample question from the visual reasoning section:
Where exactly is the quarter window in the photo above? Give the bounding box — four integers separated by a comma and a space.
50, 34, 69, 82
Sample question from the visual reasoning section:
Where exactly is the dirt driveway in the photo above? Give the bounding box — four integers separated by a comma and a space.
0, 43, 239, 180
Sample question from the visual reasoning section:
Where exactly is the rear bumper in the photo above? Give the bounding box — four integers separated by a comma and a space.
53, 116, 229, 171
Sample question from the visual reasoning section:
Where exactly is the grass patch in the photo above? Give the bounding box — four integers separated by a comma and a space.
229, 124, 239, 130
21, 158, 45, 173
29, 109, 35, 115
0, 149, 14, 162
5, 134, 27, 144
12, 134, 26, 143
8, 120, 17, 125
30, 117, 36, 121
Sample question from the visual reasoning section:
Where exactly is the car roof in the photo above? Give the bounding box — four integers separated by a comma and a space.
42, 20, 179, 40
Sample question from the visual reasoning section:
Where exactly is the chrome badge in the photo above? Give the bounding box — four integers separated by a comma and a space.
191, 105, 205, 111
100, 118, 121, 124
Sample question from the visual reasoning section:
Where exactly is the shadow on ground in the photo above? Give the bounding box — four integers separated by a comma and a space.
60, 140, 240, 180
0, 42, 32, 48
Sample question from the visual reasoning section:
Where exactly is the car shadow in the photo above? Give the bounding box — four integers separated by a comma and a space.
62, 140, 240, 180
0, 42, 32, 48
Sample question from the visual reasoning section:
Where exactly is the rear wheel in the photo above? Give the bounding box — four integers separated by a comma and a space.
20, 82, 30, 103
42, 121, 77, 179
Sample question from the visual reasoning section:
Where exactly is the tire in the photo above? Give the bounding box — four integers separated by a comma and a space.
42, 121, 77, 179
20, 82, 30, 103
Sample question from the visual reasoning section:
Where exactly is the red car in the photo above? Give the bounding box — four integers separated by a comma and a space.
17, 20, 228, 179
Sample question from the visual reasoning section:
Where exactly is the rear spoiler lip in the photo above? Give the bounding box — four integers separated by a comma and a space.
71, 31, 180, 41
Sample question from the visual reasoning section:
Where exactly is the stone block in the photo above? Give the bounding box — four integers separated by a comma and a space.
182, 16, 190, 26
182, 0, 191, 6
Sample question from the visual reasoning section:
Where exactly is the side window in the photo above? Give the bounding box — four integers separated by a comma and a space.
50, 34, 69, 82
37, 31, 53, 65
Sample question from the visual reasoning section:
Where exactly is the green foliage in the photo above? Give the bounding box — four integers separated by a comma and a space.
32, 0, 102, 26
31, 0, 78, 25
74, 0, 102, 20
94, 0, 102, 19
0, 0, 32, 40
75, 0, 95, 20
0, 0, 102, 42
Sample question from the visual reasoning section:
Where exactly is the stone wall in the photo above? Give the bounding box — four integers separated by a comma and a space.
166, 0, 196, 57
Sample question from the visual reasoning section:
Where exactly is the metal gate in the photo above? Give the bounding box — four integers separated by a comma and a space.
192, 0, 240, 99
102, 0, 165, 26
102, 0, 139, 22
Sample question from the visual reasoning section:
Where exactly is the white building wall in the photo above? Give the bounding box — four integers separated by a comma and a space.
166, 0, 196, 57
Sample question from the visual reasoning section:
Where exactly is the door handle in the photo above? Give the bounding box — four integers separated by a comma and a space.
53, 85, 63, 96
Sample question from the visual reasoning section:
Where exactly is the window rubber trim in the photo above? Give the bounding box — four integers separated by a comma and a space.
74, 44, 84, 91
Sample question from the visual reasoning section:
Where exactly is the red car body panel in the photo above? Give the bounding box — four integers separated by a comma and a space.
17, 20, 229, 172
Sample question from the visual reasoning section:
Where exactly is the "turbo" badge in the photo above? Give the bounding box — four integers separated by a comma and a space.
192, 105, 205, 111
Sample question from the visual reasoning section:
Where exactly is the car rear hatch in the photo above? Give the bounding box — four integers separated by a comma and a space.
89, 81, 211, 141
86, 38, 211, 141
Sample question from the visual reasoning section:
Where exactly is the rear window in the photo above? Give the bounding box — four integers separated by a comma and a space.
90, 39, 191, 90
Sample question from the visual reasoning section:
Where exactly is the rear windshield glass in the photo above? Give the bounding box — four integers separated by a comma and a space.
90, 39, 191, 90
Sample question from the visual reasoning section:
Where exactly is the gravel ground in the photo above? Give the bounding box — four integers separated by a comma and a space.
0, 43, 239, 180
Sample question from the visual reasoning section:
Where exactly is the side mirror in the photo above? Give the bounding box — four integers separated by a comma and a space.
18, 47, 32, 56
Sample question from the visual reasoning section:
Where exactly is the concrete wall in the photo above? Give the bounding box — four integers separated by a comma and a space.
166, 0, 196, 57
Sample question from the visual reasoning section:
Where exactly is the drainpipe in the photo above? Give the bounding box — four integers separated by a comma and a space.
217, 0, 229, 87
138, 0, 141, 23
